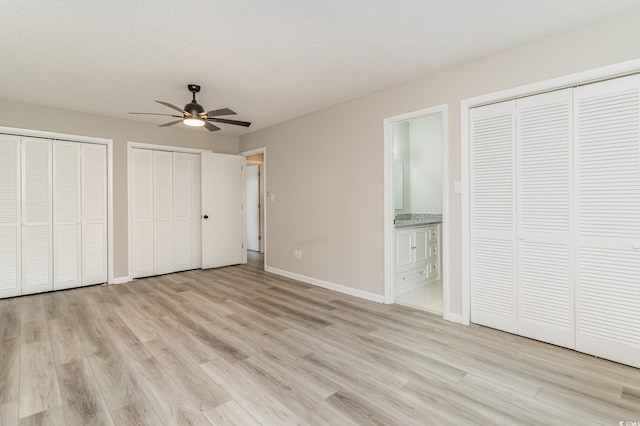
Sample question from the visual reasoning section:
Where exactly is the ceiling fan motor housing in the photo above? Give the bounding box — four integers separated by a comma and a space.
184, 101, 205, 116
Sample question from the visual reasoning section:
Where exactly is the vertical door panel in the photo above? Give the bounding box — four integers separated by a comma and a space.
22, 137, 53, 295
0, 135, 21, 297
395, 229, 413, 269
574, 74, 640, 368
153, 150, 174, 275
82, 144, 107, 285
132, 148, 154, 278
191, 154, 202, 269
201, 152, 245, 269
516, 89, 574, 348
470, 101, 517, 333
53, 141, 81, 290
413, 228, 428, 264
173, 152, 192, 271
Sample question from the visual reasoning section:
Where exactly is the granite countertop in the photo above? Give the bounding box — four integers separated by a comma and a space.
394, 213, 442, 228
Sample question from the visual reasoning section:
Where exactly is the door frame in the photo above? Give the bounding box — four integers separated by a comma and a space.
383, 104, 452, 319
460, 58, 640, 326
0, 126, 114, 284
240, 147, 267, 266
126, 142, 211, 281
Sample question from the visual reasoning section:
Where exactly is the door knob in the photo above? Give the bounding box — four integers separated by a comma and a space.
203, 215, 209, 219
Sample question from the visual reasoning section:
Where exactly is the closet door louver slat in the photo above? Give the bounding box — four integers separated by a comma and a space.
0, 135, 21, 297
516, 89, 575, 348
153, 150, 174, 275
53, 141, 81, 290
132, 148, 154, 278
470, 101, 517, 333
82, 144, 107, 285
574, 74, 640, 368
21, 137, 53, 295
173, 152, 192, 272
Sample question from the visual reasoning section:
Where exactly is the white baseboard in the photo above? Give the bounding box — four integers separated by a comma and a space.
110, 276, 130, 285
265, 266, 385, 304
444, 311, 463, 324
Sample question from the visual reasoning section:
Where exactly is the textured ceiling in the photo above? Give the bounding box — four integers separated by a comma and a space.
1, 1, 638, 136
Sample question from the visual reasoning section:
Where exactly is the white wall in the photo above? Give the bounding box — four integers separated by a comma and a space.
409, 115, 442, 214
239, 7, 640, 315
0, 100, 239, 279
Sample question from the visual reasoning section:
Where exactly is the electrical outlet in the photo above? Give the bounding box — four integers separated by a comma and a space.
293, 249, 298, 259
298, 250, 302, 260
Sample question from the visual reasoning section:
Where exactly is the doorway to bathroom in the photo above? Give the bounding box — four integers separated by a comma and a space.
383, 105, 450, 318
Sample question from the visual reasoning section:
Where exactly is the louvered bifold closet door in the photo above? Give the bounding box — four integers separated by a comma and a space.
53, 141, 81, 290
173, 152, 192, 271
153, 150, 174, 275
81, 144, 107, 285
470, 101, 518, 333
191, 154, 202, 269
132, 148, 154, 278
516, 89, 575, 348
574, 74, 640, 368
21, 137, 53, 295
0, 135, 21, 298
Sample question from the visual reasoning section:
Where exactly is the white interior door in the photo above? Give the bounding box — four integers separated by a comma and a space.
53, 141, 81, 290
0, 135, 21, 298
470, 101, 517, 333
132, 148, 154, 278
22, 137, 53, 295
173, 152, 193, 272
201, 152, 246, 269
246, 164, 260, 252
81, 143, 107, 285
574, 74, 640, 368
516, 89, 575, 348
153, 150, 174, 275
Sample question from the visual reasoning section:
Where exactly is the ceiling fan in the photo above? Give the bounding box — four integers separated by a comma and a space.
129, 84, 251, 132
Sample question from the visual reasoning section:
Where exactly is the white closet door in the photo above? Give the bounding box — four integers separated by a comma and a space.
21, 137, 53, 295
53, 141, 81, 290
516, 89, 575, 348
470, 101, 517, 333
191, 154, 202, 269
153, 150, 174, 275
82, 144, 107, 285
173, 152, 192, 272
0, 135, 21, 298
574, 74, 640, 368
132, 148, 154, 278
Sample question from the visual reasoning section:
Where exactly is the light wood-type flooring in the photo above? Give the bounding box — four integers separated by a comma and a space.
1, 252, 639, 425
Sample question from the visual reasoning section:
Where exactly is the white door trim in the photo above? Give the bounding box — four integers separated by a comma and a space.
126, 141, 212, 281
383, 104, 451, 320
0, 126, 114, 285
240, 147, 267, 266
460, 57, 640, 326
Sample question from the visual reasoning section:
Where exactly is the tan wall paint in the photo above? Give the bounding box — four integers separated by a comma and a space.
0, 99, 239, 279
239, 8, 640, 314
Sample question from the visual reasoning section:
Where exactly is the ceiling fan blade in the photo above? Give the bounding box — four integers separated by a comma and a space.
204, 121, 221, 132
208, 117, 252, 127
129, 112, 182, 117
206, 108, 236, 117
155, 100, 190, 116
159, 120, 183, 127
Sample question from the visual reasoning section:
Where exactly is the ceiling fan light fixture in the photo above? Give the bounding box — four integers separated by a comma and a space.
183, 117, 205, 127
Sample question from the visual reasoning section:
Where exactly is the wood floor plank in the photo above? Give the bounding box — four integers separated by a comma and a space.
0, 300, 20, 342
19, 297, 48, 345
56, 358, 113, 426
109, 401, 162, 426
17, 405, 65, 426
19, 340, 61, 419
46, 318, 84, 366
0, 338, 20, 405
203, 400, 262, 426
0, 401, 18, 426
